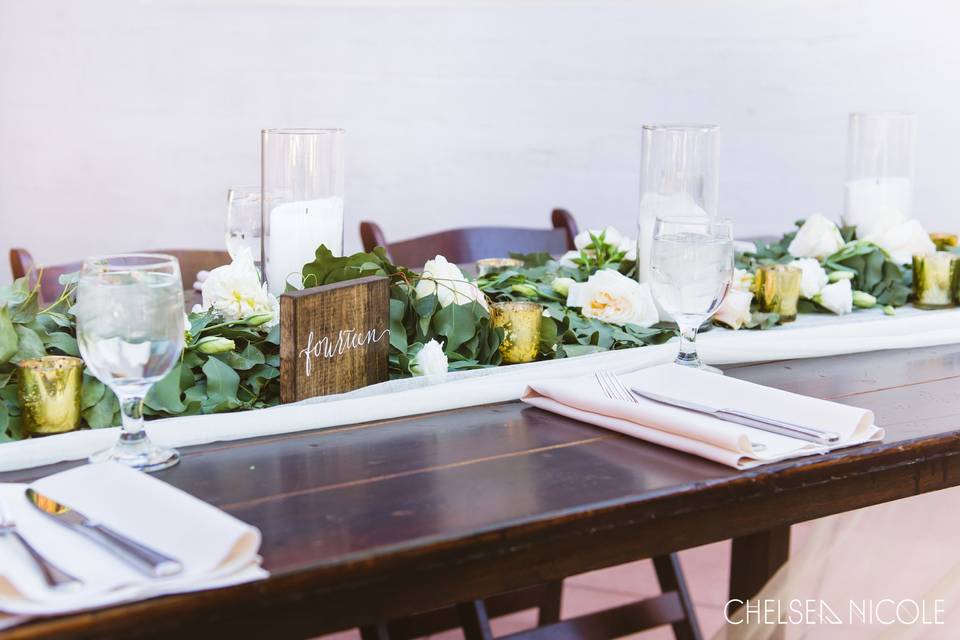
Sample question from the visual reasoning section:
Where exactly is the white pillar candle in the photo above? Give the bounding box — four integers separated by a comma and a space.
266, 197, 344, 294
843, 176, 911, 239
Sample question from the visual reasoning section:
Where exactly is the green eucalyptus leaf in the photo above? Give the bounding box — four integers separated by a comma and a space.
215, 343, 265, 371
201, 357, 241, 413
83, 390, 119, 428
80, 374, 106, 410
432, 303, 477, 352
145, 364, 186, 414
12, 325, 45, 362
0, 306, 18, 363
43, 331, 80, 357
389, 298, 408, 353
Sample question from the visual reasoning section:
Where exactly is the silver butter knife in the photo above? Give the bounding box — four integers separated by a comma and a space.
630, 388, 841, 445
25, 488, 182, 578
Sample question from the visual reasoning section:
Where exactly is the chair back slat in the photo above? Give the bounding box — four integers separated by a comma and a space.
359, 208, 579, 268
9, 248, 229, 304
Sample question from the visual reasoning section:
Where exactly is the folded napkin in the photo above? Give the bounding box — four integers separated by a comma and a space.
522, 363, 883, 469
0, 462, 266, 627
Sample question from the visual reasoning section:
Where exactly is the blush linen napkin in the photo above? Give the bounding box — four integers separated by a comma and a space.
0, 462, 266, 629
521, 363, 883, 470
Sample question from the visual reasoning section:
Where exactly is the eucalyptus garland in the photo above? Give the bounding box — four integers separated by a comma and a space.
0, 219, 940, 443
0, 275, 281, 442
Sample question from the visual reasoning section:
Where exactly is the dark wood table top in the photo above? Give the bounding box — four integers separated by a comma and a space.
4, 344, 960, 639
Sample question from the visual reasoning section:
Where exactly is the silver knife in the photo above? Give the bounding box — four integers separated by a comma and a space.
630, 388, 841, 445
25, 488, 182, 578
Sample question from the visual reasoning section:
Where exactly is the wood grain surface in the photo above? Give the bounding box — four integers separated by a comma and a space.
4, 344, 960, 639
279, 275, 390, 402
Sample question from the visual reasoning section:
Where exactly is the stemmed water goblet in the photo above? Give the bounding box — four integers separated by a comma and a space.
75, 254, 185, 471
649, 216, 733, 373
225, 186, 263, 271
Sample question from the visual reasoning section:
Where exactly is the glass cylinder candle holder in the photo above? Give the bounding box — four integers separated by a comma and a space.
913, 252, 958, 309
262, 128, 345, 295
844, 112, 917, 238
491, 301, 542, 364
638, 124, 719, 323
18, 356, 83, 435
476, 258, 523, 277
755, 265, 802, 322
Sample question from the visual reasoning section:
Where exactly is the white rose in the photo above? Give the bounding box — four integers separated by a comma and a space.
410, 339, 448, 377
713, 288, 753, 330
814, 279, 853, 315
566, 269, 659, 327
201, 247, 279, 327
866, 219, 936, 265
787, 213, 845, 260
732, 268, 754, 292
415, 255, 488, 309
788, 258, 829, 299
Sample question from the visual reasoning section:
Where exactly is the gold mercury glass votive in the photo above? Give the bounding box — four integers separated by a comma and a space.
476, 258, 524, 277
913, 251, 959, 309
491, 301, 542, 364
754, 265, 802, 322
18, 356, 84, 435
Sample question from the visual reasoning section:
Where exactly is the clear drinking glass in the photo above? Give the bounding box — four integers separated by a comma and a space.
261, 128, 345, 294
75, 254, 185, 471
638, 124, 720, 288
844, 112, 917, 237
649, 216, 733, 373
225, 186, 262, 270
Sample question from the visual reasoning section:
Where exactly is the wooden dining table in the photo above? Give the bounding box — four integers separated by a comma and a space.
3, 343, 960, 639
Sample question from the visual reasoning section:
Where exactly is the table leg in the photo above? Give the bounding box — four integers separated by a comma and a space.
728, 525, 791, 606
457, 600, 494, 640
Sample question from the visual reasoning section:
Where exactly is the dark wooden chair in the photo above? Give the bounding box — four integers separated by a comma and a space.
361, 554, 701, 640
9, 248, 230, 303
360, 208, 579, 267
358, 206, 702, 640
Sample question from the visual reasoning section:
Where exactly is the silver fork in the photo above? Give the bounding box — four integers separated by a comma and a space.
0, 499, 82, 591
595, 370, 638, 404
594, 370, 766, 452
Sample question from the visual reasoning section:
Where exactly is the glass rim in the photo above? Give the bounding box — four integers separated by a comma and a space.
655, 214, 732, 225
81, 253, 180, 272
261, 128, 345, 135
642, 123, 719, 133
849, 111, 916, 120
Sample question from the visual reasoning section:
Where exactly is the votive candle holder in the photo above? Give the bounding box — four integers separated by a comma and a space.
912, 252, 959, 309
755, 265, 802, 322
476, 258, 524, 277
491, 301, 542, 364
18, 356, 84, 435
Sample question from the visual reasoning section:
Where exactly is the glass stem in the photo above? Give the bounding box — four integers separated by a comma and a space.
118, 394, 148, 444
676, 322, 701, 366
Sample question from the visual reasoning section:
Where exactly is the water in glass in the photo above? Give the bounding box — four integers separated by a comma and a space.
649, 217, 733, 372
76, 255, 184, 471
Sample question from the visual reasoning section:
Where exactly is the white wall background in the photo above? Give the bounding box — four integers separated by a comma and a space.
2, 0, 959, 282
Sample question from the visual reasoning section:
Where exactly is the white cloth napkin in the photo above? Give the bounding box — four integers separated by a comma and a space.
522, 363, 884, 469
0, 462, 266, 627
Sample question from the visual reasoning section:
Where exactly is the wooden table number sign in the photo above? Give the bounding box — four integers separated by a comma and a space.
279, 276, 390, 403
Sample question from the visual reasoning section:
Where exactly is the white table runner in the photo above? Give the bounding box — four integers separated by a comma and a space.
2, 307, 959, 473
